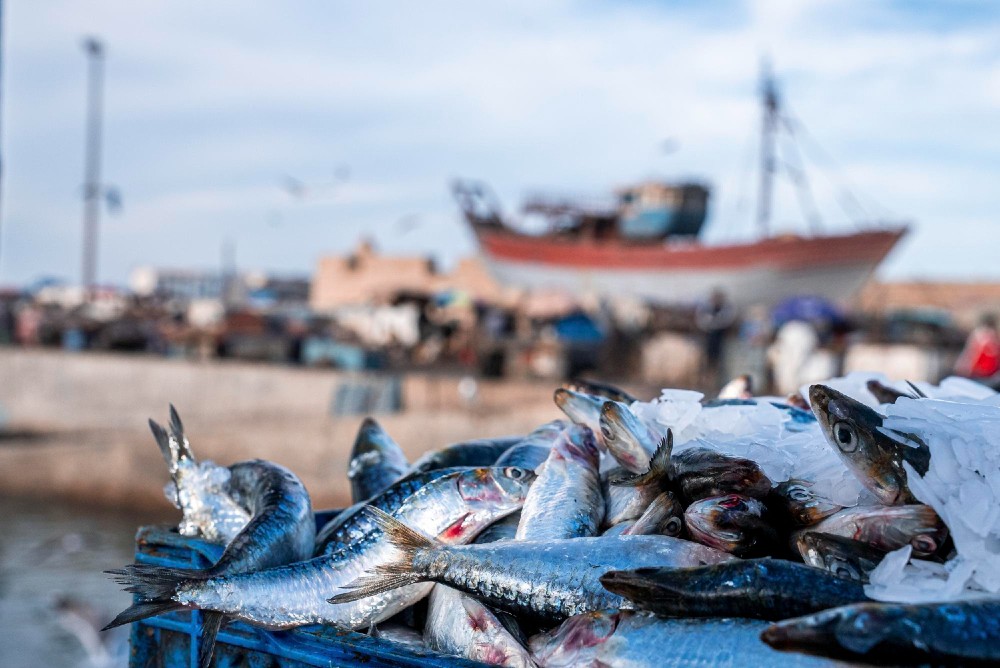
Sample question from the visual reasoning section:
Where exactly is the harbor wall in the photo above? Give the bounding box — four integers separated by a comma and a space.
0, 349, 560, 511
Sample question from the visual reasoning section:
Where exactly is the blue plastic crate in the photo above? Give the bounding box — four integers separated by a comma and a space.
127, 515, 486, 667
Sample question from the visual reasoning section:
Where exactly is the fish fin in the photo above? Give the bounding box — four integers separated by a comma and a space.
905, 381, 928, 399
608, 430, 672, 488
326, 506, 437, 604
148, 419, 174, 468
168, 404, 194, 461
106, 563, 207, 601
198, 611, 225, 668
101, 600, 184, 631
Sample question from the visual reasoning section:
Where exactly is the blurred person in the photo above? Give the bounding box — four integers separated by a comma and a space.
695, 289, 736, 389
955, 313, 1000, 382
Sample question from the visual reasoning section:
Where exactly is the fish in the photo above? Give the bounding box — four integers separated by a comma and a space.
149, 407, 249, 544
106, 467, 534, 634
424, 585, 536, 667
600, 559, 870, 621
409, 437, 524, 473
670, 448, 772, 503
601, 467, 662, 527
529, 611, 838, 668
809, 384, 930, 505
315, 468, 471, 556
620, 492, 683, 537
761, 599, 1000, 664
329, 507, 733, 623
347, 417, 409, 503
107, 455, 316, 667
495, 420, 566, 471
808, 504, 947, 557
599, 401, 664, 473
795, 532, 887, 583
771, 480, 844, 527
476, 513, 521, 544
865, 379, 912, 405
553, 389, 605, 445
562, 378, 637, 404
684, 494, 777, 557
515, 425, 603, 540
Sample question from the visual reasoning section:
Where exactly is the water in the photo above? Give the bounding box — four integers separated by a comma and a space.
0, 496, 169, 668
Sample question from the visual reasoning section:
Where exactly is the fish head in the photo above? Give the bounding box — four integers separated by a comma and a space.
882, 505, 948, 557
796, 531, 883, 582
809, 384, 909, 505
553, 389, 603, 434
761, 604, 906, 656
556, 424, 601, 467
683, 494, 775, 556
456, 466, 535, 510
774, 479, 842, 525
600, 401, 654, 473
528, 610, 622, 667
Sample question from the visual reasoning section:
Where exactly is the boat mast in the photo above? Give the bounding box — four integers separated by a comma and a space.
756, 63, 779, 237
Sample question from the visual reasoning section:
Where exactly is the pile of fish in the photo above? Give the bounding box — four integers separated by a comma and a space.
103, 373, 1000, 667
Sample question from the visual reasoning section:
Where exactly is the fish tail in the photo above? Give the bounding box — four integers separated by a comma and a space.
609, 430, 673, 487
148, 418, 175, 468
106, 563, 207, 605
327, 506, 438, 604
168, 404, 194, 461
101, 600, 185, 631
197, 611, 225, 668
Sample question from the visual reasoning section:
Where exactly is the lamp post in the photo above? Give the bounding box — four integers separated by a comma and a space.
81, 37, 105, 295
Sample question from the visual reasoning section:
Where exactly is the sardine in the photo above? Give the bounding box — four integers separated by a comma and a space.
620, 492, 683, 537
671, 447, 772, 503
809, 384, 929, 505
106, 467, 534, 634
772, 479, 844, 527
330, 507, 733, 622
530, 611, 840, 668
410, 437, 524, 473
347, 417, 408, 503
515, 425, 603, 540
108, 452, 315, 667
495, 420, 566, 471
553, 389, 605, 446
795, 532, 887, 583
602, 467, 661, 527
762, 600, 1000, 664
600, 559, 869, 621
684, 494, 777, 557
562, 378, 637, 404
599, 401, 664, 473
809, 504, 947, 556
424, 585, 536, 667
150, 407, 249, 544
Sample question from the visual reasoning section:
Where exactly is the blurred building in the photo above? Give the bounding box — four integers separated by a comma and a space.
310, 240, 503, 310
858, 281, 1000, 328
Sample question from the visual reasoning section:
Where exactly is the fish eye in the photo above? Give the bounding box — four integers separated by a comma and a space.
911, 535, 937, 554
832, 559, 860, 581
504, 467, 526, 481
664, 518, 682, 536
832, 421, 858, 453
788, 487, 811, 502
600, 425, 614, 440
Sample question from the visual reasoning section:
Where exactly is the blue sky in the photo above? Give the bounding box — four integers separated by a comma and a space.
1, 0, 999, 286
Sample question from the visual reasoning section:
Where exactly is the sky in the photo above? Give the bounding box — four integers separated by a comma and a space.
1, 0, 998, 286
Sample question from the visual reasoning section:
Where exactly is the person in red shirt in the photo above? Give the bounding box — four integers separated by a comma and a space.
955, 314, 1000, 381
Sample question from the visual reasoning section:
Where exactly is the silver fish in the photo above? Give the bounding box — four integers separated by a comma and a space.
599, 401, 663, 473
562, 379, 637, 404
107, 467, 534, 633
515, 425, 603, 540
809, 504, 947, 556
495, 420, 566, 471
529, 610, 841, 667
348, 417, 409, 503
621, 492, 683, 537
150, 407, 249, 544
795, 531, 887, 583
553, 389, 606, 446
424, 585, 536, 667
772, 479, 844, 527
684, 494, 777, 557
330, 508, 733, 622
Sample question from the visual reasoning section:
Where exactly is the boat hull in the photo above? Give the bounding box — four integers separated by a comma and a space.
475, 228, 906, 307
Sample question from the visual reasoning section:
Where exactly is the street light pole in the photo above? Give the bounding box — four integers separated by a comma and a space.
81, 37, 105, 296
